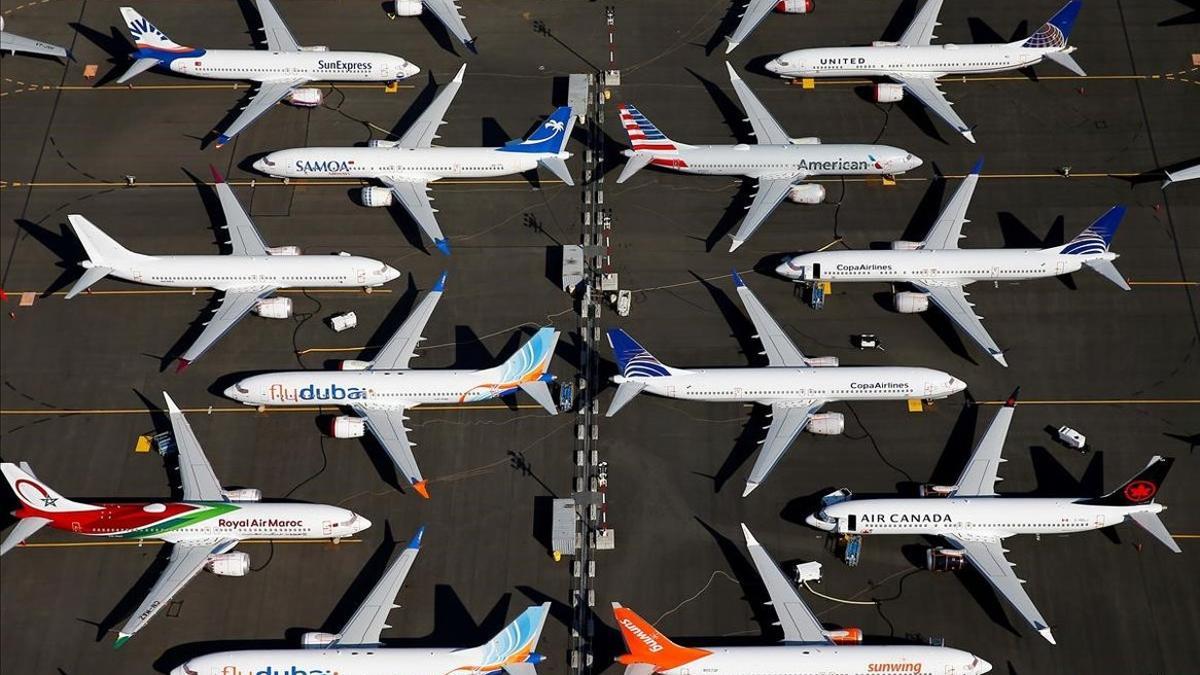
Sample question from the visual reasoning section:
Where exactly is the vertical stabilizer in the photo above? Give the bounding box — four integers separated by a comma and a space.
612, 603, 711, 671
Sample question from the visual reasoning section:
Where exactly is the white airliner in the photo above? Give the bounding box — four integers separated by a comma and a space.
724, 0, 814, 54
224, 273, 561, 498
253, 65, 575, 255
1, 17, 69, 58
765, 0, 1086, 143
64, 166, 400, 371
806, 390, 1181, 644
171, 527, 551, 675
616, 63, 922, 251
775, 159, 1129, 367
612, 524, 992, 675
391, 0, 477, 53
116, 1, 419, 146
605, 271, 966, 496
0, 392, 370, 648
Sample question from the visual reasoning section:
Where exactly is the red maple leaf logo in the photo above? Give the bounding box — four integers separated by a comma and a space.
1123, 480, 1157, 502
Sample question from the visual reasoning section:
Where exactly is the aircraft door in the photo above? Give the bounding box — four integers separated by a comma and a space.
132, 269, 143, 282
322, 520, 333, 536
846, 514, 857, 532
356, 268, 367, 284
1056, 260, 1066, 275
811, 263, 821, 279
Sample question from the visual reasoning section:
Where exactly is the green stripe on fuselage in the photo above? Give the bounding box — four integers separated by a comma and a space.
117, 502, 241, 538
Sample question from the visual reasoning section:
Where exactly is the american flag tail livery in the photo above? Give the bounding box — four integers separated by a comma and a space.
618, 104, 679, 153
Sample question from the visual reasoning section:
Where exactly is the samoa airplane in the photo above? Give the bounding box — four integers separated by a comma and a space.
115, 1, 419, 146
616, 63, 921, 252
63, 166, 400, 371
252, 64, 575, 255
390, 0, 477, 53
1, 17, 69, 58
170, 527, 551, 675
775, 158, 1129, 367
605, 271, 966, 496
724, 0, 814, 55
765, 0, 1086, 143
0, 392, 370, 648
612, 524, 992, 675
224, 272, 561, 499
806, 389, 1181, 644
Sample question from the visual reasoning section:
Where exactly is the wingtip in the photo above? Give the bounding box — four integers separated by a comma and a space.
412, 480, 430, 499
452, 63, 467, 82
464, 40, 478, 55
729, 238, 745, 253
741, 480, 758, 497
969, 156, 984, 175
214, 135, 231, 148
731, 269, 746, 288
740, 522, 757, 545
1038, 627, 1056, 645
175, 359, 191, 374
434, 238, 451, 256
432, 271, 447, 293
724, 40, 739, 55
162, 391, 180, 413
725, 61, 740, 79
408, 525, 425, 549
113, 634, 131, 650
209, 164, 226, 184
1005, 386, 1020, 407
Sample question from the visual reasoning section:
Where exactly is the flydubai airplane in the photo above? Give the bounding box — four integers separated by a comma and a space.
806, 390, 1181, 644
724, 0, 814, 55
391, 0, 478, 53
1, 17, 69, 58
224, 273, 561, 498
612, 524, 992, 674
171, 527, 551, 675
253, 64, 575, 255
116, 1, 419, 146
64, 167, 400, 371
605, 271, 966, 496
0, 392, 370, 648
775, 159, 1129, 367
617, 63, 922, 252
766, 0, 1086, 143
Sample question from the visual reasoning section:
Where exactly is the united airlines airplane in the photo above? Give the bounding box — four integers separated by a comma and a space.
606, 272, 966, 496
724, 0, 814, 54
391, 0, 477, 53
1, 17, 68, 58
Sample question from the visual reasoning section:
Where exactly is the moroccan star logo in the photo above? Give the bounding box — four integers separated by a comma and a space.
41, 497, 58, 507
1123, 480, 1156, 502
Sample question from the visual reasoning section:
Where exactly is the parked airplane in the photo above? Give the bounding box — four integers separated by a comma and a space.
724, 0, 814, 54
224, 273, 561, 498
253, 65, 575, 255
775, 159, 1129, 367
613, 524, 992, 674
64, 167, 400, 371
0, 392, 370, 648
116, 1, 419, 146
806, 389, 1181, 644
391, 0, 477, 53
616, 63, 921, 251
170, 526, 550, 675
765, 0, 1086, 143
1, 17, 69, 58
1163, 162, 1200, 188
605, 271, 966, 496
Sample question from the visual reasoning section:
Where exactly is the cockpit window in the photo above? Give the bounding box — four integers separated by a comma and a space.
235, 385, 249, 394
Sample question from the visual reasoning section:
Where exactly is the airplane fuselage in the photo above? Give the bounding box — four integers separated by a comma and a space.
227, 368, 541, 407
151, 48, 417, 83
99, 253, 396, 292
652, 645, 989, 675
621, 366, 965, 403
780, 248, 1117, 284
642, 143, 919, 178
174, 648, 536, 675
771, 43, 1056, 79
255, 146, 560, 181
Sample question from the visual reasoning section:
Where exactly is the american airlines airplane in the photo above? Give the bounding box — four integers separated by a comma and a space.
253, 65, 575, 255
64, 167, 400, 371
171, 527, 551, 675
617, 63, 922, 252
806, 390, 1181, 644
391, 0, 477, 53
606, 271, 966, 496
116, 1, 419, 146
224, 273, 561, 498
0, 393, 370, 648
0, 17, 69, 58
613, 524, 992, 674
724, 0, 814, 55
765, 0, 1086, 143
775, 159, 1129, 367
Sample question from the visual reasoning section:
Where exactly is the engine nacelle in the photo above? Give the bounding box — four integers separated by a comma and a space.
361, 186, 394, 207
775, 0, 814, 13
286, 87, 323, 108
328, 415, 366, 439
253, 297, 293, 319
221, 488, 262, 502
919, 484, 956, 498
873, 83, 904, 103
807, 412, 845, 436
265, 245, 301, 256
789, 137, 821, 145
787, 184, 826, 204
927, 546, 967, 572
827, 628, 863, 645
871, 40, 899, 47
804, 356, 839, 368
206, 552, 250, 577
367, 139, 401, 148
893, 291, 930, 314
394, 0, 422, 16
299, 45, 329, 52
301, 632, 339, 648
890, 240, 921, 250
338, 360, 372, 371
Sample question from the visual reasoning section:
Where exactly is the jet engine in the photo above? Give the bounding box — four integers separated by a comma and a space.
394, 0, 423, 16
871, 41, 899, 47
807, 412, 845, 435
918, 484, 956, 498
826, 628, 863, 645
265, 245, 301, 256
367, 139, 400, 148
893, 291, 930, 314
788, 137, 821, 145
299, 45, 329, 52
302, 632, 339, 648
205, 552, 250, 577
361, 186, 394, 207
775, 0, 814, 13
873, 83, 904, 103
890, 240, 921, 250
787, 184, 826, 204
253, 297, 293, 319
338, 360, 373, 371
926, 547, 967, 572
286, 88, 323, 108
328, 415, 366, 439
221, 488, 262, 502
804, 356, 839, 367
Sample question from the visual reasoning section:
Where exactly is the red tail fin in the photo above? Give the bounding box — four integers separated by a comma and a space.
612, 603, 710, 671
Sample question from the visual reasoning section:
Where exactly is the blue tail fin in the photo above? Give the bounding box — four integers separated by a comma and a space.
499, 106, 574, 154
607, 329, 670, 378
1059, 205, 1124, 255
1022, 0, 1082, 48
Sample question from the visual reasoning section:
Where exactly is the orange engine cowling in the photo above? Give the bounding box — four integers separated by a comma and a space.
827, 627, 863, 645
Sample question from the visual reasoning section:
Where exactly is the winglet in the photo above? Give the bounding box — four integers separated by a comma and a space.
464, 39, 478, 55
1005, 387, 1020, 407
113, 633, 131, 650
432, 271, 448, 293
434, 238, 451, 256
451, 63, 467, 83
209, 165, 226, 184
969, 156, 984, 175
407, 525, 425, 549
724, 61, 742, 83
1038, 627, 1057, 645
742, 480, 760, 498
412, 480, 430, 499
163, 391, 181, 414
739, 522, 758, 546
731, 269, 746, 288
215, 134, 232, 148
175, 358, 191, 374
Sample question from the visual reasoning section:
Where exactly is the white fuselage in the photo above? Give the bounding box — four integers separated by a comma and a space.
769, 43, 1055, 79
642, 143, 921, 179
173, 647, 522, 675
226, 368, 522, 408
653, 645, 990, 675
621, 366, 965, 404
254, 146, 564, 181
779, 248, 1117, 284
164, 48, 418, 82
101, 252, 398, 292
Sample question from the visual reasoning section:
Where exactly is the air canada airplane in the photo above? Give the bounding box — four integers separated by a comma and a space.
391, 0, 477, 53
0, 17, 69, 58
0, 393, 370, 648
766, 0, 1086, 143
806, 390, 1181, 644
605, 271, 966, 496
724, 0, 814, 55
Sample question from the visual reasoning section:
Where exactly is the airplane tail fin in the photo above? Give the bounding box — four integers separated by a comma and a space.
606, 329, 678, 416
120, 7, 191, 52
1021, 0, 1082, 49
482, 327, 561, 409
612, 603, 710, 671
64, 214, 141, 298
1057, 205, 1125, 256
617, 104, 682, 154
473, 603, 551, 672
2, 462, 97, 515
1084, 455, 1174, 507
500, 106, 576, 156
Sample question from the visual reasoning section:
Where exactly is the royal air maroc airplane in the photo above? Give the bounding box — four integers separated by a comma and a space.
765, 0, 1086, 143
64, 166, 400, 371
605, 271, 966, 496
616, 63, 922, 252
0, 392, 370, 648
390, 0, 477, 53
612, 524, 992, 674
724, 0, 814, 55
775, 159, 1129, 367
116, 1, 420, 146
0, 17, 69, 58
170, 527, 551, 675
224, 272, 561, 498
806, 390, 1181, 644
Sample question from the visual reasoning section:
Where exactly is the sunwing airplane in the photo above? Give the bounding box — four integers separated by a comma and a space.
116, 1, 420, 147
0, 392, 370, 648
0, 17, 69, 58
224, 273, 561, 498
775, 159, 1129, 367
806, 390, 1182, 644
171, 527, 551, 675
64, 167, 400, 371
616, 63, 922, 252
605, 271, 966, 496
391, 0, 477, 53
765, 0, 1087, 143
724, 0, 814, 55
253, 65, 575, 255
613, 524, 992, 674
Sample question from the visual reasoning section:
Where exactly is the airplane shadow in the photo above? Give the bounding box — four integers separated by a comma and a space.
13, 218, 86, 297
703, 1, 744, 56
687, 68, 754, 144
68, 22, 133, 87
1160, 1, 1200, 26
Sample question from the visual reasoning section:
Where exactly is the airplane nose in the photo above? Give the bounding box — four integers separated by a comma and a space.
222, 384, 244, 401
385, 265, 401, 281
355, 516, 372, 532
908, 153, 924, 170
974, 657, 993, 673
251, 157, 270, 174
949, 377, 968, 393
402, 62, 420, 78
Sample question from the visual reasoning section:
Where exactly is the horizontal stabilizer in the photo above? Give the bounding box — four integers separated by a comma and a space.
1084, 258, 1130, 291
519, 380, 558, 415
65, 265, 113, 299
0, 517, 51, 556
502, 665, 537, 675
605, 380, 646, 417
1044, 50, 1085, 76
116, 57, 160, 84
1128, 511, 1181, 553
538, 156, 575, 187
616, 153, 653, 184
624, 665, 657, 675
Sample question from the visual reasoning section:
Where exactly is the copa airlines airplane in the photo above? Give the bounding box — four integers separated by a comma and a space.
0, 393, 370, 648
806, 390, 1181, 644
1, 17, 69, 58
775, 159, 1129, 367
116, 1, 419, 146
617, 63, 922, 251
606, 271, 966, 496
724, 0, 814, 54
391, 0, 477, 53
64, 167, 400, 371
224, 273, 561, 498
613, 524, 992, 675
766, 0, 1086, 143
171, 527, 551, 675
253, 65, 575, 255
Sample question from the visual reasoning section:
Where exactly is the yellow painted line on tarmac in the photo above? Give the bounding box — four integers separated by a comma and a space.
0, 404, 540, 416
977, 399, 1199, 406
0, 178, 557, 189
15, 538, 363, 549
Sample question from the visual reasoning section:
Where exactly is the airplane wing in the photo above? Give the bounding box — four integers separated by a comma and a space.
741, 524, 832, 644
731, 271, 808, 367
254, 0, 301, 52
421, 0, 476, 52
335, 526, 424, 646
730, 174, 804, 252
368, 272, 446, 370
725, 62, 791, 145
177, 286, 277, 370
744, 400, 824, 496
398, 64, 467, 148
163, 393, 225, 502
1, 31, 68, 58
216, 78, 309, 146
953, 390, 1018, 496
725, 0, 779, 54
897, 0, 943, 46
211, 168, 268, 256
351, 405, 427, 498
943, 533, 1056, 644
919, 158, 981, 250
378, 178, 448, 254
889, 75, 974, 143
913, 283, 1006, 367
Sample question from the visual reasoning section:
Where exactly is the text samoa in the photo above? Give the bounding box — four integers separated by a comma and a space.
293, 160, 352, 173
